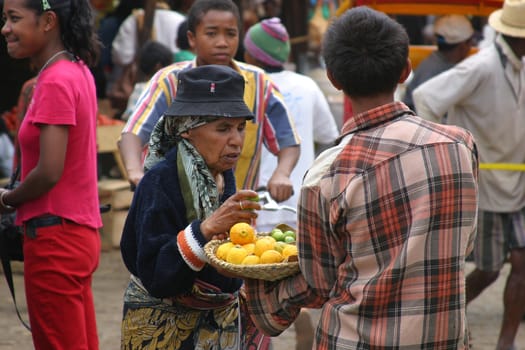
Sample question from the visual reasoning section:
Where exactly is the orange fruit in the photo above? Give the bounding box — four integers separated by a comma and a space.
253, 237, 276, 257
265, 236, 277, 244
260, 250, 284, 264
274, 241, 288, 253
216, 242, 234, 261
229, 222, 256, 245
226, 245, 249, 265
242, 243, 255, 255
241, 254, 260, 265
282, 244, 298, 259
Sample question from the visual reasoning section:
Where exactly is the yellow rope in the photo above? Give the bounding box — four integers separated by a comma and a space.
336, 0, 352, 16
479, 163, 525, 171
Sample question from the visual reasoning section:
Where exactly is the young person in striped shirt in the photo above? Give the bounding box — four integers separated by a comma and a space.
244, 7, 479, 349
118, 0, 299, 203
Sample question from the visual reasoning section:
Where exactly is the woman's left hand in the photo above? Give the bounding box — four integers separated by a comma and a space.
200, 189, 261, 241
0, 188, 16, 214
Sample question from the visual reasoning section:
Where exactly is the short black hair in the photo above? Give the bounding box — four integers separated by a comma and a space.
322, 6, 409, 97
187, 0, 241, 34
138, 40, 173, 76
176, 20, 190, 50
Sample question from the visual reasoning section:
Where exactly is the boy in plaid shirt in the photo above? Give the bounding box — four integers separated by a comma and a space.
244, 7, 479, 349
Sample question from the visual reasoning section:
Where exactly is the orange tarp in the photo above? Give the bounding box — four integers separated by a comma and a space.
341, 0, 503, 15
409, 46, 479, 69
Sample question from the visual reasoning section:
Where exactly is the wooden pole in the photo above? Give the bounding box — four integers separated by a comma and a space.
138, 0, 156, 47
281, 0, 309, 72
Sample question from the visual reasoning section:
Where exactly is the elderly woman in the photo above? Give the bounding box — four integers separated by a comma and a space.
119, 65, 268, 350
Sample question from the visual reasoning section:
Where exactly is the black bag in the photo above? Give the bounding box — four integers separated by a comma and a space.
0, 167, 23, 262
0, 212, 23, 261
0, 167, 30, 331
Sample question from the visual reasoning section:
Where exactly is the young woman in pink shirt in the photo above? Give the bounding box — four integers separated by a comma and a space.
1, 0, 102, 348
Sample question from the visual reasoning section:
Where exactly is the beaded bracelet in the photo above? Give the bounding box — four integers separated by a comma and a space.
0, 191, 15, 210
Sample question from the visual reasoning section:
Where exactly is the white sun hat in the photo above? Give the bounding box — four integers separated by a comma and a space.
488, 0, 525, 38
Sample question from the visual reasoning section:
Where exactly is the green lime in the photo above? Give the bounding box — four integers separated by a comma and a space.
271, 228, 285, 241
283, 230, 296, 240
284, 235, 296, 244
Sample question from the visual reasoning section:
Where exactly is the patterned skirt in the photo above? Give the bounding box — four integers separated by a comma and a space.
121, 276, 270, 350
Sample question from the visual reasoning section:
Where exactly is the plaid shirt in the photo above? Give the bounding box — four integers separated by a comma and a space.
245, 102, 479, 349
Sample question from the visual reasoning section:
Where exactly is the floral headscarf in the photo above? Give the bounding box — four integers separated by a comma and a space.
144, 115, 221, 220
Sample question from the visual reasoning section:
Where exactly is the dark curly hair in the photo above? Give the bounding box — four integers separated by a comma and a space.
322, 6, 409, 97
23, 0, 101, 67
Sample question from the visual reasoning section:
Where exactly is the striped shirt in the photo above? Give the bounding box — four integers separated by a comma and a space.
245, 102, 479, 349
122, 59, 300, 190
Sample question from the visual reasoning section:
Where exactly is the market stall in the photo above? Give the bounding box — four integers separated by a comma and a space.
335, 1, 502, 68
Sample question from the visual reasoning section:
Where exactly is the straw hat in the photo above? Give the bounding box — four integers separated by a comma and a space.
488, 0, 525, 38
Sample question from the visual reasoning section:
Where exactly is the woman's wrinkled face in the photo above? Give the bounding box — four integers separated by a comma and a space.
1, 0, 44, 59
182, 117, 247, 176
188, 9, 239, 66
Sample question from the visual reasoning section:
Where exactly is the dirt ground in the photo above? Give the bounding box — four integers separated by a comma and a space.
1, 249, 524, 349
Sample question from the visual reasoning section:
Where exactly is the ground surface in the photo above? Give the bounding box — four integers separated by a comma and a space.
1, 250, 525, 349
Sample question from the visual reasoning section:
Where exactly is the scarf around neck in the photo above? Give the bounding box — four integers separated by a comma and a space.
144, 115, 221, 221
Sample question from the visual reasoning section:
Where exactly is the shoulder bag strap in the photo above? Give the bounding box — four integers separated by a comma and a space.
1, 166, 31, 331
0, 251, 31, 331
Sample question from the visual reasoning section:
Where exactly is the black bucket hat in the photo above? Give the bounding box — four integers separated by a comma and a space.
164, 65, 254, 119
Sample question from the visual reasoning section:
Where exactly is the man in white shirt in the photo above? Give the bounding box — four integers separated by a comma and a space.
403, 14, 474, 111
413, 1, 525, 348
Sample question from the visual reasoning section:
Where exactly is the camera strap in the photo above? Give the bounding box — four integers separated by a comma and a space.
0, 248, 31, 331
0, 166, 31, 331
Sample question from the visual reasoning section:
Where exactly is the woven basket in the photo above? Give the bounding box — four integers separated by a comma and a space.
204, 239, 300, 282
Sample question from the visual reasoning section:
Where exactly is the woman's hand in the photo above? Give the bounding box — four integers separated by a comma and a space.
200, 189, 261, 241
0, 188, 16, 214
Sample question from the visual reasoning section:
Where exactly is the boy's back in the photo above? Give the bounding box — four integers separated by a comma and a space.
244, 7, 479, 349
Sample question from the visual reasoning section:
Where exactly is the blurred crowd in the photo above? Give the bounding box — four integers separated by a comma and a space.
0, 0, 499, 180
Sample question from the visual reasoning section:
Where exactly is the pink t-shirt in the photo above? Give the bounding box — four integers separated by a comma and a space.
16, 59, 102, 229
